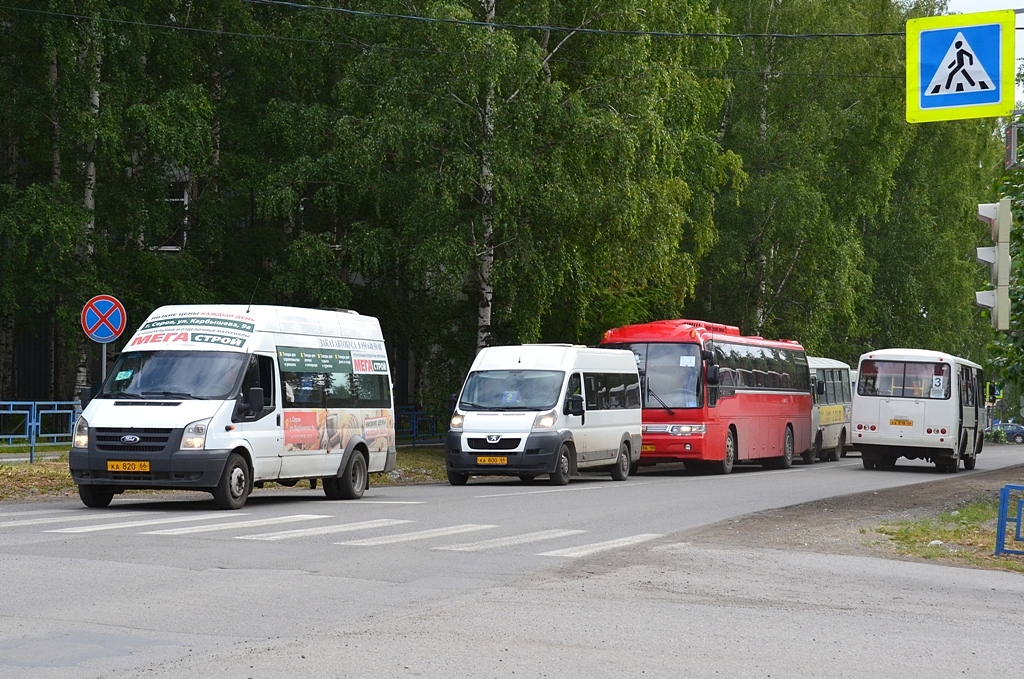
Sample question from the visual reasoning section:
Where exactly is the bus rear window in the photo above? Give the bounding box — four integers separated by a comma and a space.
858, 360, 950, 399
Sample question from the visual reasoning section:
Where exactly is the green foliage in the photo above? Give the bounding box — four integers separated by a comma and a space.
0, 0, 1007, 412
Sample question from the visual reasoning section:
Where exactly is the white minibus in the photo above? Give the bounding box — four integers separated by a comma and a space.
70, 305, 396, 509
851, 348, 982, 472
805, 356, 852, 463
446, 344, 642, 485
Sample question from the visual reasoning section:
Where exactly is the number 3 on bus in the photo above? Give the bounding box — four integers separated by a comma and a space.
601, 319, 812, 474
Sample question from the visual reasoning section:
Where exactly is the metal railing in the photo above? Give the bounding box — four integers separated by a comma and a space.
0, 401, 81, 462
0, 401, 440, 459
995, 483, 1024, 556
395, 406, 443, 446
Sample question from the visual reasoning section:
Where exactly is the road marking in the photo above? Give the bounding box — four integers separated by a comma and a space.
350, 501, 424, 504
142, 514, 330, 536
237, 519, 414, 541
538, 533, 663, 558
434, 529, 587, 552
473, 482, 653, 499
0, 509, 76, 518
46, 513, 242, 533
336, 524, 497, 546
0, 512, 146, 528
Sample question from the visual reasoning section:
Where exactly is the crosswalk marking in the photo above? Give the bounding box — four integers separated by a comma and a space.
336, 524, 497, 546
0, 509, 76, 519
0, 512, 146, 528
237, 519, 414, 541
434, 529, 587, 552
538, 533, 663, 558
142, 514, 330, 536
46, 513, 242, 533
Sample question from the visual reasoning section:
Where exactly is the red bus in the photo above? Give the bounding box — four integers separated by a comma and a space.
601, 319, 812, 474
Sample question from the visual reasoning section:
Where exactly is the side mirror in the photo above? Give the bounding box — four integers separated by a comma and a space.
701, 349, 715, 363
706, 364, 720, 386
447, 393, 458, 416
568, 394, 584, 417
816, 381, 826, 395
246, 386, 265, 413
79, 387, 93, 409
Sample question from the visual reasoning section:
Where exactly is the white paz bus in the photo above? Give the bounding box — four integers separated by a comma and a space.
851, 348, 982, 472
69, 305, 396, 509
806, 356, 852, 463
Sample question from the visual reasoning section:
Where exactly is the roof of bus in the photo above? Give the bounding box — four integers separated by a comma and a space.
602, 318, 806, 351
807, 356, 851, 370
858, 348, 981, 370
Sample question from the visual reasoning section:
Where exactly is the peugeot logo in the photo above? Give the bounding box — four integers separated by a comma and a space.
486, 435, 501, 443
120, 435, 141, 444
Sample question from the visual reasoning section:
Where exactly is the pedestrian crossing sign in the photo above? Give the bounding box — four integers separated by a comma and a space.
906, 10, 1015, 123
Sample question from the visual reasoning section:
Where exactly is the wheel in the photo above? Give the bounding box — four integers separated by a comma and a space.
862, 457, 876, 470
213, 453, 250, 510
610, 443, 630, 481
829, 433, 844, 462
802, 446, 816, 465
447, 470, 469, 486
712, 429, 736, 474
78, 484, 114, 508
629, 461, 639, 476
881, 453, 898, 470
518, 474, 535, 483
962, 455, 976, 470
550, 444, 571, 486
774, 426, 794, 470
324, 452, 368, 499
1013, 433, 1023, 444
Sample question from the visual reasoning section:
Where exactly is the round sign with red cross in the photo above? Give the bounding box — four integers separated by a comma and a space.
81, 295, 127, 344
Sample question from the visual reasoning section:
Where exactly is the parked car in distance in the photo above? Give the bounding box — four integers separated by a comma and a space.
988, 422, 1024, 444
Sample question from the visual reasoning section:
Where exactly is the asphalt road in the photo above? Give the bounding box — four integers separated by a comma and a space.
2, 446, 1022, 678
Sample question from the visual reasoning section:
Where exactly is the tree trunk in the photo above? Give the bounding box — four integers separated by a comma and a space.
474, 0, 496, 354
50, 50, 60, 185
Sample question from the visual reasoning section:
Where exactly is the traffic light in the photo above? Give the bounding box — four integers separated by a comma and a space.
976, 198, 1012, 331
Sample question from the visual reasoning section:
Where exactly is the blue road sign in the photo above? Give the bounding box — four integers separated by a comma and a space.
81, 295, 127, 344
906, 11, 1015, 123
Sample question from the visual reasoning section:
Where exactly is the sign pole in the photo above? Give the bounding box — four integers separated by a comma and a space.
102, 343, 107, 382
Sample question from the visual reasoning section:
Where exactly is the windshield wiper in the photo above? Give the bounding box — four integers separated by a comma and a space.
142, 391, 202, 400
107, 391, 142, 399
646, 388, 675, 416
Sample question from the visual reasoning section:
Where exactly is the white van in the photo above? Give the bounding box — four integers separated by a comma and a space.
445, 344, 642, 485
69, 305, 396, 509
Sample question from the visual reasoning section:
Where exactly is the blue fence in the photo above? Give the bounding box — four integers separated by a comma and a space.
0, 401, 440, 461
0, 401, 81, 462
995, 483, 1024, 556
395, 406, 444, 446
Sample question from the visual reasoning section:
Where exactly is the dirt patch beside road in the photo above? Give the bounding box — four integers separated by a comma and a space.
684, 461, 1024, 561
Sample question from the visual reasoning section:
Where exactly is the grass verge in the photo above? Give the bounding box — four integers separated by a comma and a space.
875, 496, 1024, 573
0, 445, 448, 502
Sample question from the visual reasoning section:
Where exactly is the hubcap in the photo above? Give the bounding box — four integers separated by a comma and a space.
229, 466, 246, 499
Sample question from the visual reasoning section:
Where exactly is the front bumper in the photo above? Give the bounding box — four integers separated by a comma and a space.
69, 447, 231, 490
445, 430, 562, 476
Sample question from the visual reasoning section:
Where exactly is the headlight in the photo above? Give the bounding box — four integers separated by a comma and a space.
449, 412, 464, 430
73, 416, 89, 449
182, 418, 211, 450
668, 424, 706, 436
532, 409, 557, 430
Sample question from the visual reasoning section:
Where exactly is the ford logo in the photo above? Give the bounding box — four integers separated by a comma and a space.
120, 435, 141, 444
486, 435, 501, 443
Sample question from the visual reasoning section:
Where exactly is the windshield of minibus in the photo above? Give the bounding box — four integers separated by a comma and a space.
607, 342, 702, 409
857, 360, 951, 399
100, 350, 249, 400
459, 370, 565, 411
